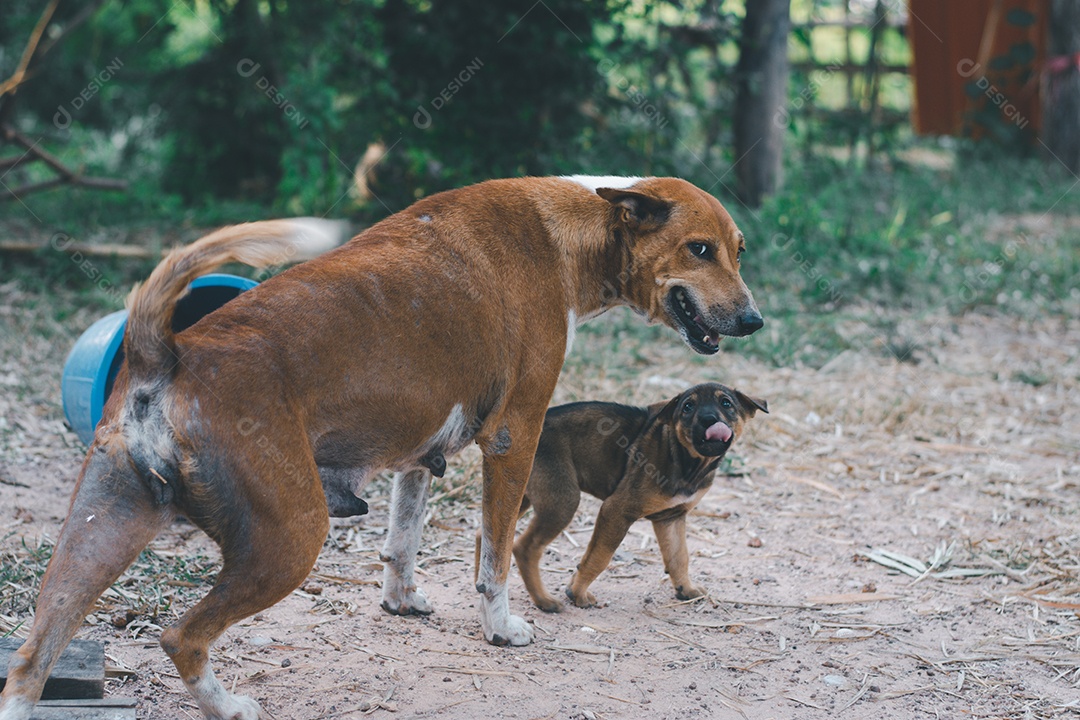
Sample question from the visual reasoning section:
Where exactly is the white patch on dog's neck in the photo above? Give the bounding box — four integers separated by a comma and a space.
559, 175, 644, 193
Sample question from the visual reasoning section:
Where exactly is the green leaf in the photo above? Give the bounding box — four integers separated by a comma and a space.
1010, 41, 1036, 65
1005, 8, 1036, 26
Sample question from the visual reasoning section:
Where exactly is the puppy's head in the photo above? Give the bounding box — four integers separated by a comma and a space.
654, 383, 768, 459
597, 178, 763, 355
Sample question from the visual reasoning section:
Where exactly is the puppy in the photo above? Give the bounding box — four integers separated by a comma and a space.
0, 176, 762, 720
512, 383, 767, 612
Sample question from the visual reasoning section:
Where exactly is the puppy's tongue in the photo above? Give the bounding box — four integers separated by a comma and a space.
705, 421, 732, 443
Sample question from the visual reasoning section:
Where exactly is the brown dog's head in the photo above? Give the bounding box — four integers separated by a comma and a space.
652, 382, 768, 459
597, 178, 763, 355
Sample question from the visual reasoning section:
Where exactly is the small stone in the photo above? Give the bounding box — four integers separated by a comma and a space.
281, 658, 291, 668
823, 674, 847, 687
249, 636, 273, 647
748, 537, 763, 548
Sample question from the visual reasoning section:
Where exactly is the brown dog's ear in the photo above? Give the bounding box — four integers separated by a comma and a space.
597, 187, 671, 226
732, 389, 769, 417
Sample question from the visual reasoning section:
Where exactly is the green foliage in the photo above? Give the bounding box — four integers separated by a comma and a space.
723, 152, 1080, 366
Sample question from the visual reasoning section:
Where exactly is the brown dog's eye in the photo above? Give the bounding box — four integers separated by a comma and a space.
687, 242, 710, 259
682, 400, 695, 414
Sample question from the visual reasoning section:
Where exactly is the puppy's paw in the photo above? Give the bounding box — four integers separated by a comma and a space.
675, 583, 707, 601
486, 614, 534, 646
533, 594, 564, 613
565, 586, 598, 609
381, 587, 433, 616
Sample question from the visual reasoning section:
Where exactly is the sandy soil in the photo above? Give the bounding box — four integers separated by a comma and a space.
2, 299, 1078, 720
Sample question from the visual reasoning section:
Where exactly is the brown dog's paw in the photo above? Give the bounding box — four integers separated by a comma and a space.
565, 586, 598, 609
675, 583, 706, 601
380, 590, 434, 616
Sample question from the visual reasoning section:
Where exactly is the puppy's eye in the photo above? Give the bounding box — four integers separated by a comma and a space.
721, 398, 733, 409
687, 242, 710, 259
682, 400, 695, 415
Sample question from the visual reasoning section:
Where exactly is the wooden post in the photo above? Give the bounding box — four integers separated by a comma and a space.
733, 0, 792, 208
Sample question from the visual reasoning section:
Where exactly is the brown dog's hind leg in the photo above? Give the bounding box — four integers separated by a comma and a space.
380, 469, 433, 616
566, 500, 634, 609
514, 492, 578, 613
161, 451, 329, 720
652, 515, 706, 601
0, 447, 170, 720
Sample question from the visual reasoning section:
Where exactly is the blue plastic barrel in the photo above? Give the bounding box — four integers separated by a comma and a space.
62, 273, 258, 445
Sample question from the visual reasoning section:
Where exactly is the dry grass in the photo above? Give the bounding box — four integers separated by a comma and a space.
1, 295, 1078, 717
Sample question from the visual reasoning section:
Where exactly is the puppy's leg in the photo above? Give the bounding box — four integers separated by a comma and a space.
380, 469, 433, 616
566, 500, 634, 608
515, 491, 578, 613
0, 449, 169, 720
475, 447, 539, 646
162, 449, 328, 720
652, 514, 706, 600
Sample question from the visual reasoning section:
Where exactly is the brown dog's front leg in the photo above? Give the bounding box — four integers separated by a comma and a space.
652, 514, 706, 600
475, 450, 536, 646
566, 500, 635, 608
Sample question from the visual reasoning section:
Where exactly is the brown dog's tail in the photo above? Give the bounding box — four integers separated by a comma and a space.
124, 219, 343, 379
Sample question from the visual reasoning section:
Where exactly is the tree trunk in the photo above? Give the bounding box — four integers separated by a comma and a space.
733, 0, 791, 208
1043, 0, 1080, 175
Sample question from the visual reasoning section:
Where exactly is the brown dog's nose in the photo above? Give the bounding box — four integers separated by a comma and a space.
737, 310, 764, 335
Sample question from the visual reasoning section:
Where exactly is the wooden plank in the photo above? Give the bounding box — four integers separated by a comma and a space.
31, 698, 136, 720
0, 639, 104, 700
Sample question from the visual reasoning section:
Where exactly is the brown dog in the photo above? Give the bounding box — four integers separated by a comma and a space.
0, 176, 762, 720
509, 383, 767, 613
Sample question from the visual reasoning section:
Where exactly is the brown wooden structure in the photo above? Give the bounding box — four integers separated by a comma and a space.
909, 0, 1048, 137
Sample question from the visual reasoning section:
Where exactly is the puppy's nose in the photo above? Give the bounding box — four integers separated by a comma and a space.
737, 310, 764, 335
699, 412, 720, 426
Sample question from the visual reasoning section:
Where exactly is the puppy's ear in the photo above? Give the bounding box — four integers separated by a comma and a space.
597, 188, 670, 226
733, 389, 769, 418
645, 396, 679, 424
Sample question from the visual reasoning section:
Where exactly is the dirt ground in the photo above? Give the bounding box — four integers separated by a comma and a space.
1, 295, 1078, 719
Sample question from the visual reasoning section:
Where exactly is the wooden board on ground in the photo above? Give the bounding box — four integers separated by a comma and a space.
0, 638, 104, 700
29, 698, 136, 720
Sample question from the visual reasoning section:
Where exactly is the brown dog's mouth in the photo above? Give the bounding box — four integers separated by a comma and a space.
668, 286, 720, 355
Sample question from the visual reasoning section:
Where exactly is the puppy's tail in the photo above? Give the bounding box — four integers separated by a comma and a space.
124, 218, 344, 380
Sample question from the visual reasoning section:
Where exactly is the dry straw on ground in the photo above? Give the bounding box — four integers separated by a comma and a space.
2, 289, 1078, 718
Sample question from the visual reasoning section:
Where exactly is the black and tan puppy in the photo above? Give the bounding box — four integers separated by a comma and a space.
512, 383, 767, 612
